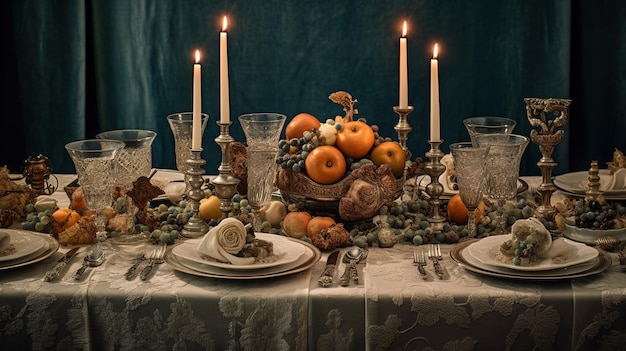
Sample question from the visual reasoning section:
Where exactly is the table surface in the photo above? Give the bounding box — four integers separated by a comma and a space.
2, 171, 626, 351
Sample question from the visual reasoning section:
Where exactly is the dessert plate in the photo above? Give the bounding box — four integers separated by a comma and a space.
466, 234, 598, 271
451, 240, 610, 281
166, 238, 321, 280
172, 233, 306, 270
0, 229, 48, 262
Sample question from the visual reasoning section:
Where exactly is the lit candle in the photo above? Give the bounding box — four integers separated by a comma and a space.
399, 21, 408, 109
192, 50, 202, 150
430, 43, 440, 141
220, 16, 230, 124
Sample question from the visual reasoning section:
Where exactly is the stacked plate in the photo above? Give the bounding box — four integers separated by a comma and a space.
554, 170, 626, 200
450, 235, 611, 280
0, 229, 59, 271
165, 233, 321, 279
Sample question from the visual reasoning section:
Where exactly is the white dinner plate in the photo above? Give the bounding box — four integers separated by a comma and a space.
165, 237, 321, 280
0, 229, 48, 262
172, 233, 306, 270
553, 170, 626, 199
0, 233, 59, 271
466, 234, 598, 271
176, 242, 314, 276
450, 240, 610, 281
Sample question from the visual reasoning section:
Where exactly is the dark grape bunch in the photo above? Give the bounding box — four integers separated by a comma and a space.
573, 199, 626, 230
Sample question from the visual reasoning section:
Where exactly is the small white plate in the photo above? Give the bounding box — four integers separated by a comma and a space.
172, 233, 306, 270
466, 234, 598, 271
0, 230, 48, 262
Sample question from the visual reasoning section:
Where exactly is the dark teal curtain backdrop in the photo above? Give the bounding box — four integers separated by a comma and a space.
3, 0, 625, 177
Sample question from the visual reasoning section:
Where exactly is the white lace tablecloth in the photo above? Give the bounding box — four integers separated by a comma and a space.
2, 174, 626, 350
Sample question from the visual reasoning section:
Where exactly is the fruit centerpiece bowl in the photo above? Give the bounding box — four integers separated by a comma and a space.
274, 91, 406, 222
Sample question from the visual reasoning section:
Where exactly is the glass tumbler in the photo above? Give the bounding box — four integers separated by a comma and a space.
238, 113, 286, 210
95, 129, 157, 191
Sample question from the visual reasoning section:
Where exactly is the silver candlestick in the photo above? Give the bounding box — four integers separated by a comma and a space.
212, 121, 240, 215
393, 106, 414, 168
424, 140, 448, 233
181, 149, 210, 238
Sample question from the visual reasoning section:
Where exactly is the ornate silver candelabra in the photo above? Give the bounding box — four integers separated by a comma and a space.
424, 140, 448, 232
181, 149, 210, 238
524, 97, 572, 219
212, 121, 240, 216
393, 106, 414, 168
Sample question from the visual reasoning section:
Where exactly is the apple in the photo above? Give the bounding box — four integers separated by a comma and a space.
370, 141, 406, 177
285, 113, 321, 140
335, 121, 375, 159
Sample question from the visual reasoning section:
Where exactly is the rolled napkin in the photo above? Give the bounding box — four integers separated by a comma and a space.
0, 231, 10, 252
197, 218, 255, 265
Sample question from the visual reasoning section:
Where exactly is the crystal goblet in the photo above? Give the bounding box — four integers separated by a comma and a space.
449, 142, 488, 238
463, 116, 517, 146
474, 134, 529, 234
65, 139, 125, 249
167, 112, 209, 193
238, 113, 286, 230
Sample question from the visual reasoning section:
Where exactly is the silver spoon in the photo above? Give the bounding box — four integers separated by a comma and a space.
339, 247, 365, 286
73, 248, 105, 280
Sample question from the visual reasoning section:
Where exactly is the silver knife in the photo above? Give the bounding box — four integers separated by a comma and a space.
318, 250, 340, 287
44, 247, 79, 282
125, 254, 145, 280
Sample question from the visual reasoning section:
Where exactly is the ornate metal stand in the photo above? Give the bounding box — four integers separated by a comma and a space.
393, 106, 414, 168
424, 140, 448, 233
212, 121, 240, 215
585, 160, 601, 202
524, 97, 572, 219
181, 149, 210, 238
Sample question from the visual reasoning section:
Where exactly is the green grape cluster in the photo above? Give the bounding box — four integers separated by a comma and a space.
142, 201, 192, 244
573, 199, 626, 230
370, 124, 392, 147
21, 203, 53, 233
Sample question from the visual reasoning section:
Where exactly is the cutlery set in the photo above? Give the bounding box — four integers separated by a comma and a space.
43, 244, 167, 282
318, 247, 367, 287
413, 244, 446, 280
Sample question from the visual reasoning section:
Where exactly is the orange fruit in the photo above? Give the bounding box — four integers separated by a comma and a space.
306, 216, 336, 238
51, 208, 81, 231
335, 121, 375, 159
447, 193, 485, 225
285, 113, 321, 140
305, 145, 347, 184
370, 141, 406, 177
283, 211, 312, 238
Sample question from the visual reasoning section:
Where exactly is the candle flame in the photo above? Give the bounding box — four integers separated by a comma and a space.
222, 16, 228, 32
402, 21, 407, 37
433, 43, 439, 59
195, 50, 201, 63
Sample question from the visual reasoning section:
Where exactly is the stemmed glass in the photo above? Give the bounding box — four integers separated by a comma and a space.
449, 142, 488, 238
65, 139, 125, 249
167, 112, 209, 193
474, 134, 529, 234
463, 116, 517, 146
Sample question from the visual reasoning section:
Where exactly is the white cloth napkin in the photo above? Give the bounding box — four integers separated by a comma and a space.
0, 231, 10, 252
600, 168, 626, 191
197, 218, 255, 265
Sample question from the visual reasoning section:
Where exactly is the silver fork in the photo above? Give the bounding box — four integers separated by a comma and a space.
140, 245, 166, 281
428, 244, 444, 279
413, 250, 427, 280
